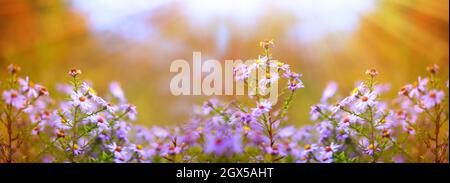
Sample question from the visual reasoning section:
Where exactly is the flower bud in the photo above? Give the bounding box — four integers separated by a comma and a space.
68, 69, 82, 77
259, 40, 274, 50
365, 68, 379, 77
426, 64, 439, 74
8, 64, 21, 74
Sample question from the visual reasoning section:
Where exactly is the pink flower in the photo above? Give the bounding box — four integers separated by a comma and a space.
421, 90, 445, 109
252, 100, 272, 117
2, 90, 26, 109
18, 76, 39, 98
409, 77, 428, 98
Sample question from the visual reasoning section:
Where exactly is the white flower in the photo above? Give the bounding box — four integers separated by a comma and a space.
70, 92, 92, 112
354, 91, 377, 113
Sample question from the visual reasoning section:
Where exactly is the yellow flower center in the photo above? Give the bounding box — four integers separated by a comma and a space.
304, 144, 311, 150
244, 126, 251, 132
88, 88, 97, 95
276, 61, 283, 67
136, 144, 143, 150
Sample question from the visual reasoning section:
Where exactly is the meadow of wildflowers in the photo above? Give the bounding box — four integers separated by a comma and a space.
0, 43, 448, 163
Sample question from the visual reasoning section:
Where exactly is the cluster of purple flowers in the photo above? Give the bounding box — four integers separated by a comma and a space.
0, 43, 448, 163
307, 66, 449, 162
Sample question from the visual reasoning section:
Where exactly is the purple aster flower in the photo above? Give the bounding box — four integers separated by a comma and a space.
317, 121, 333, 142
52, 114, 72, 130
113, 151, 129, 163
421, 90, 445, 109
320, 82, 338, 103
70, 91, 92, 112
231, 133, 243, 154
278, 126, 296, 138
321, 142, 341, 156
204, 133, 230, 156
66, 142, 83, 156
80, 82, 97, 97
106, 142, 125, 157
32, 123, 44, 135
260, 72, 279, 86
119, 104, 137, 121
233, 64, 250, 81
375, 117, 394, 130
201, 99, 220, 115
409, 77, 428, 98
303, 144, 318, 154
151, 126, 169, 139
109, 82, 126, 103
230, 111, 255, 125
287, 78, 304, 91
18, 76, 39, 98
252, 100, 272, 117
293, 126, 312, 142
114, 121, 131, 142
339, 95, 357, 108
360, 139, 380, 156
2, 90, 27, 109
354, 91, 377, 113
317, 151, 333, 163
42, 155, 55, 163
93, 96, 116, 113
128, 144, 145, 156
246, 131, 268, 146
164, 144, 182, 156
336, 129, 349, 141
373, 83, 391, 95
296, 150, 312, 163
88, 114, 109, 130
269, 60, 290, 71
265, 145, 282, 156
279, 141, 300, 157
338, 115, 355, 129
310, 105, 324, 121
403, 125, 416, 135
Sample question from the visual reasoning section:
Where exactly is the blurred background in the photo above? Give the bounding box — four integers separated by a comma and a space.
0, 0, 448, 126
